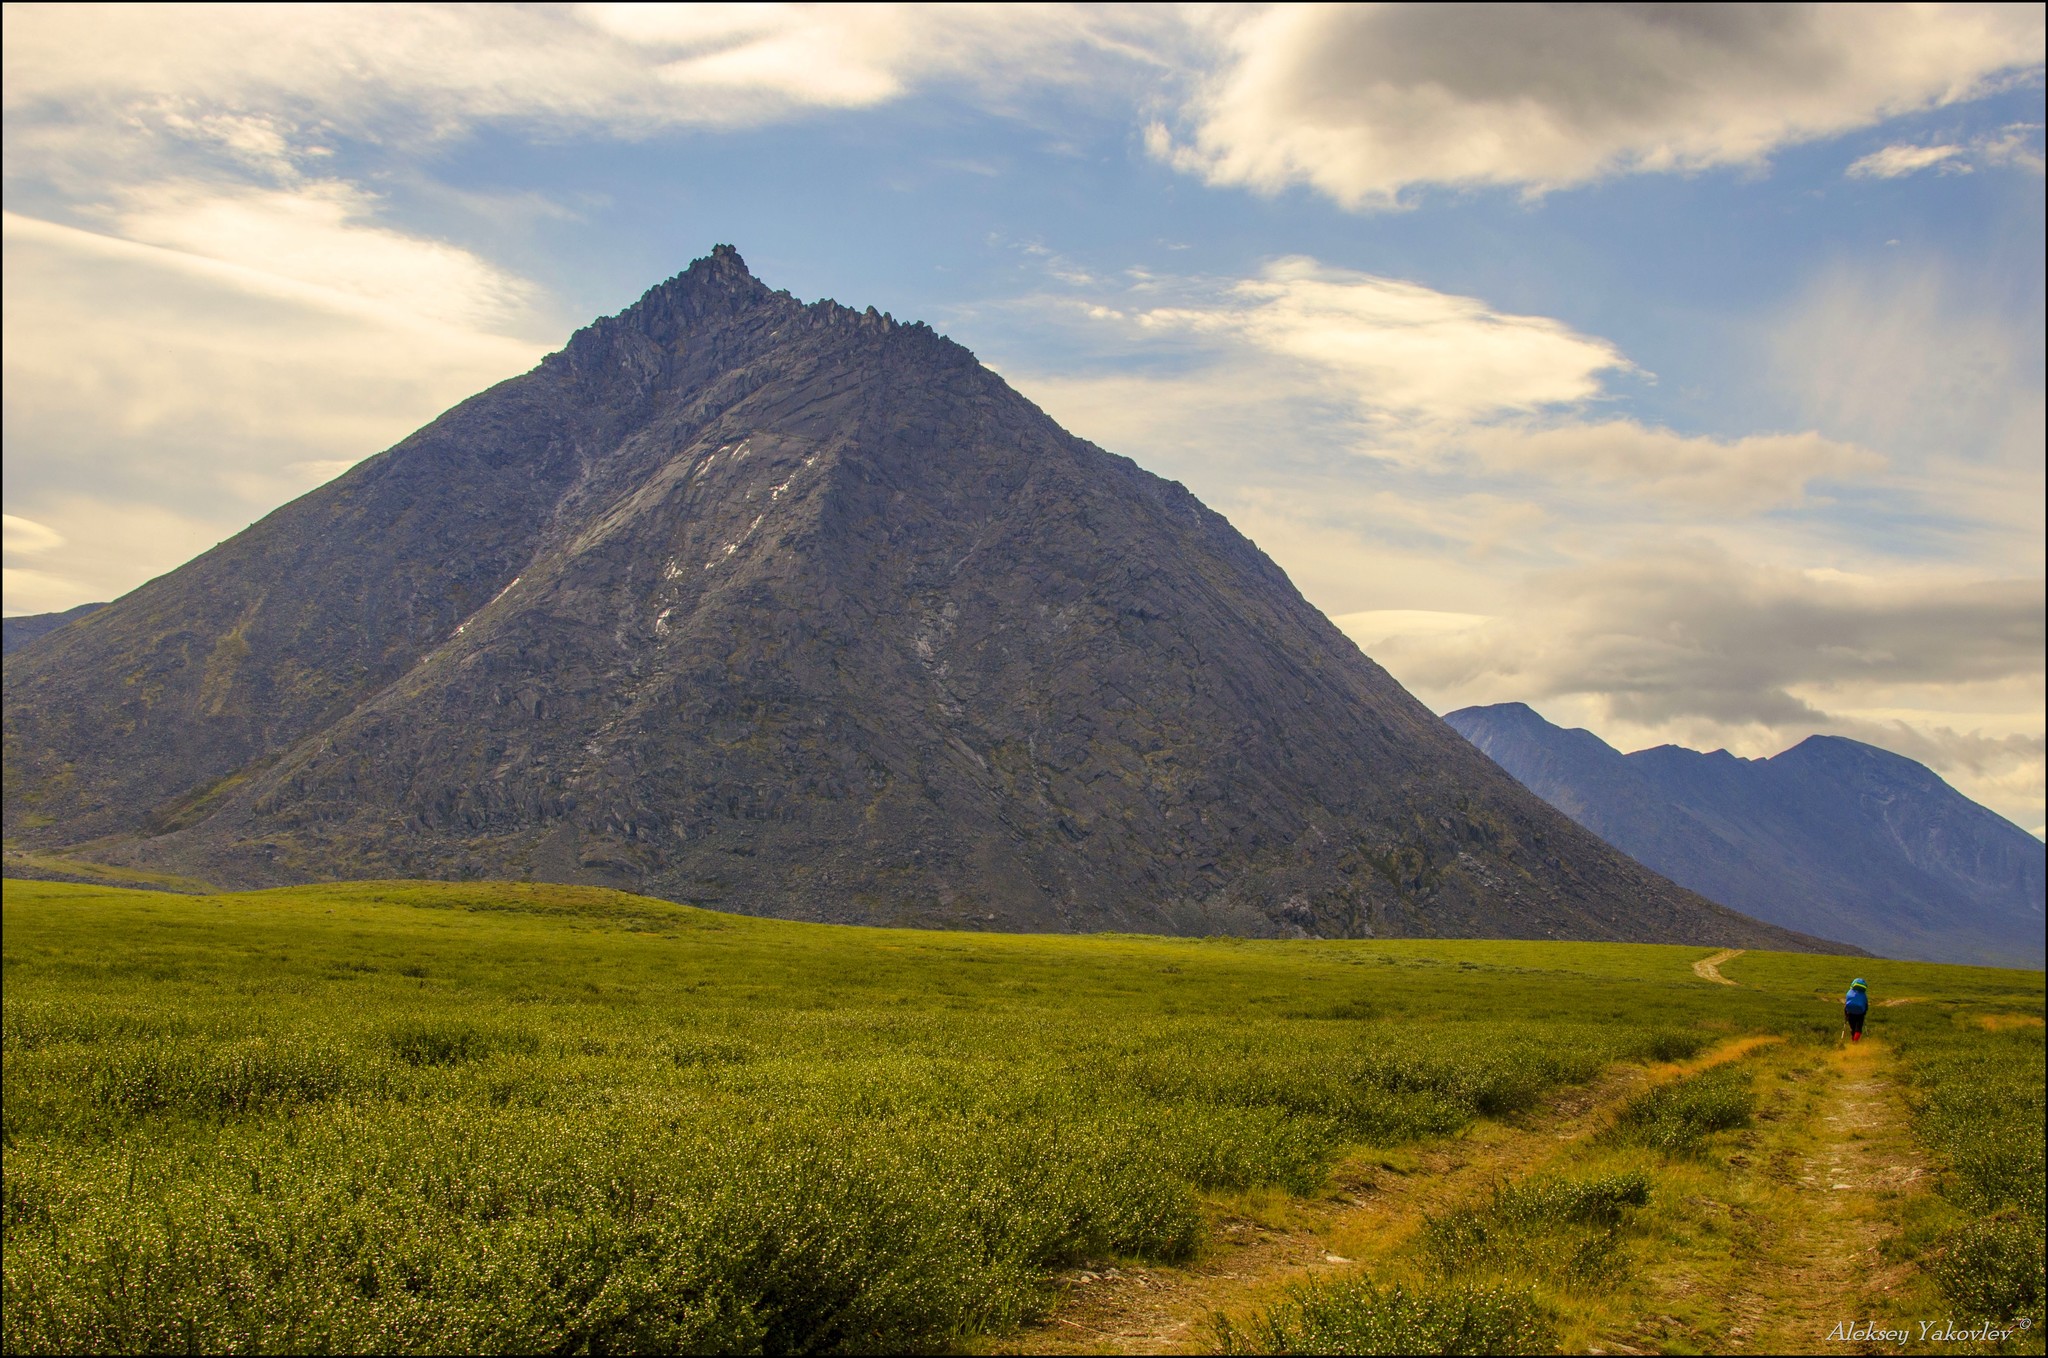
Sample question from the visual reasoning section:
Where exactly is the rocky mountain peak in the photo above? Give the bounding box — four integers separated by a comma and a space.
4, 252, 1834, 953
701, 241, 752, 275
613, 246, 781, 339
546, 246, 972, 404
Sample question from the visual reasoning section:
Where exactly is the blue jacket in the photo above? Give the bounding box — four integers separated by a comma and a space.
1844, 983, 1869, 1015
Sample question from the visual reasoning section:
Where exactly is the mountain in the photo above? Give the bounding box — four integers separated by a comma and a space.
1445, 703, 2044, 967
3, 248, 1835, 950
1, 602, 107, 656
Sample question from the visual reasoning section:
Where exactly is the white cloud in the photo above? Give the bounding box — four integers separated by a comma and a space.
1847, 124, 2046, 178
2, 209, 545, 445
1976, 121, 2048, 172
1011, 259, 1878, 512
1458, 420, 1884, 512
89, 180, 538, 332
1159, 3, 2046, 208
1213, 259, 1629, 423
1058, 257, 1631, 435
1846, 143, 1968, 178
2, 514, 64, 557
0, 3, 1174, 155
2, 208, 548, 609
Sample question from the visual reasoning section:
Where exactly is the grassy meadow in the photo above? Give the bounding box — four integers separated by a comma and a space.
2, 878, 2041, 1354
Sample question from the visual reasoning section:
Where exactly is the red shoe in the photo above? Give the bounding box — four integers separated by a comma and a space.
1851, 1032, 1860, 1042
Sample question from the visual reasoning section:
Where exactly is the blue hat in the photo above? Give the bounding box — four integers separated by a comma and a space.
1851, 978, 1867, 989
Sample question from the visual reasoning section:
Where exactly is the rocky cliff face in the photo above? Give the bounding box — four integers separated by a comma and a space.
4, 249, 1833, 948
1447, 702, 2044, 966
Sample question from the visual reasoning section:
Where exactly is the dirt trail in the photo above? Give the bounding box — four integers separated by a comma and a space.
1694, 948, 1744, 985
996, 1036, 1776, 1356
1719, 1038, 1932, 1354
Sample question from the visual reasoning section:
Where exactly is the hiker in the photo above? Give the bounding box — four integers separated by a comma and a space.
1844, 978, 1870, 1042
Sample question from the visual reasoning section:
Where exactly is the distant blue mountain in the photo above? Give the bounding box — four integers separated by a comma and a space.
1445, 703, 2045, 968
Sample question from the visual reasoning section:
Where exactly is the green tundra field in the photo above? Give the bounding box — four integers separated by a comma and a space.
2, 879, 2041, 1355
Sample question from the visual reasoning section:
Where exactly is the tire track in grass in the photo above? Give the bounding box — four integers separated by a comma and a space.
1688, 1037, 1934, 1356
995, 1036, 1778, 1356
1589, 952, 1942, 1355
1694, 949, 1744, 986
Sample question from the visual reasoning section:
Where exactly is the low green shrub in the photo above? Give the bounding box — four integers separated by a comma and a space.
0, 1108, 1211, 1354
1926, 1209, 2044, 1320
1893, 1020, 2046, 1321
385, 1018, 537, 1067
1420, 1171, 1652, 1289
90, 1038, 358, 1119
1214, 1276, 1557, 1355
1625, 1029, 1712, 1063
1602, 1067, 1754, 1154
14, 880, 2029, 1353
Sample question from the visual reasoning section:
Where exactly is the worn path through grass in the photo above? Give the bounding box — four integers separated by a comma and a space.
995, 1034, 1779, 1355
1694, 949, 1745, 986
999, 939, 2017, 1357
1715, 1037, 1933, 1355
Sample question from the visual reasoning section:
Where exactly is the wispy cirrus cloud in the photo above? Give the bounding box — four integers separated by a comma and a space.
1764, 252, 2045, 563
1456, 421, 1883, 512
1, 3, 1176, 161
1, 206, 549, 614
1847, 142, 1971, 178
1848, 123, 2047, 177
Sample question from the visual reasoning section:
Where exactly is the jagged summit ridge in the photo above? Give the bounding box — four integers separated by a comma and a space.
4, 251, 1833, 950
564, 246, 946, 356
543, 248, 971, 430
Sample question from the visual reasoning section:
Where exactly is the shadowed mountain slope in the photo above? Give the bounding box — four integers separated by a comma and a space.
1, 603, 107, 656
1446, 702, 2043, 967
4, 249, 1835, 947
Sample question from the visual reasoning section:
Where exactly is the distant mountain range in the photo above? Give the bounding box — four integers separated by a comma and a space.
0, 247, 1833, 951
1445, 703, 2044, 968
1, 602, 105, 656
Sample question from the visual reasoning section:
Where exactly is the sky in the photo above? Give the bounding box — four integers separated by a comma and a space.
3, 3, 2044, 834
